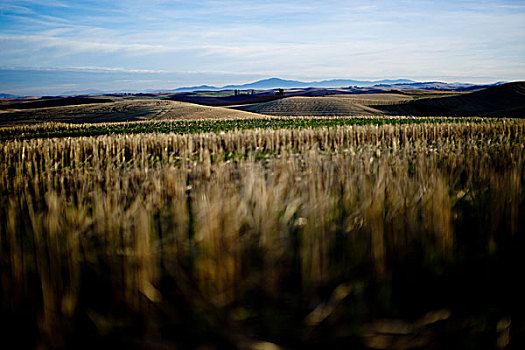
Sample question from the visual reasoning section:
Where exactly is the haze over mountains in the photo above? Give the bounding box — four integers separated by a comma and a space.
160, 77, 502, 93
166, 78, 416, 92
9, 77, 421, 96
1, 75, 504, 97
68, 78, 500, 95
2, 81, 524, 123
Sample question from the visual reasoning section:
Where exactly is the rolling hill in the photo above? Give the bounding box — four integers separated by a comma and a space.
232, 96, 386, 116
0, 100, 263, 126
0, 96, 113, 110
2, 82, 523, 124
377, 81, 525, 117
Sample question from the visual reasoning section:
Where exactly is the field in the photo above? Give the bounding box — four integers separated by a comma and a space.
1, 117, 525, 348
0, 100, 262, 126
192, 91, 239, 97
379, 82, 525, 117
0, 116, 489, 140
2, 82, 523, 124
234, 96, 387, 116
231, 92, 471, 117
232, 82, 525, 118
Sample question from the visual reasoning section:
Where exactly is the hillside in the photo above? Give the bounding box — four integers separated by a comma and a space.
378, 81, 525, 117
0, 100, 263, 126
232, 96, 386, 116
0, 96, 113, 110
2, 83, 522, 124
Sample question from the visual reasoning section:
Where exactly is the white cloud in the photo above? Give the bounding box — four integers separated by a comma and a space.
0, 0, 70, 8
0, 0, 524, 90
0, 33, 175, 54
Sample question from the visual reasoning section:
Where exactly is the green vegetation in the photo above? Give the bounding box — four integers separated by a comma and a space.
1, 119, 524, 348
192, 90, 237, 97
0, 116, 501, 140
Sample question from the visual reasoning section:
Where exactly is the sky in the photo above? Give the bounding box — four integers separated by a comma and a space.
1, 0, 524, 95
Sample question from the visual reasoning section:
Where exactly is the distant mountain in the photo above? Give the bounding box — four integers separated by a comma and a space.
57, 78, 503, 96
170, 85, 218, 91
59, 89, 108, 96
58, 88, 151, 96
166, 78, 416, 92
0, 93, 18, 98
373, 81, 504, 91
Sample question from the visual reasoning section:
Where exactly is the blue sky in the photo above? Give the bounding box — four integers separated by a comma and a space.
1, 0, 524, 95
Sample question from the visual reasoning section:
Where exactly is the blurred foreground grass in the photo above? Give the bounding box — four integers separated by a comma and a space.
1, 120, 525, 348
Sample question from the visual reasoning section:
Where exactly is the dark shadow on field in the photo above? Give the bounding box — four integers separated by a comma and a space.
0, 101, 166, 125
377, 81, 525, 117
0, 96, 113, 111
169, 91, 285, 106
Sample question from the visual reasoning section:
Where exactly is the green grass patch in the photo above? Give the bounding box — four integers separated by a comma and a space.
192, 91, 236, 97
0, 116, 502, 140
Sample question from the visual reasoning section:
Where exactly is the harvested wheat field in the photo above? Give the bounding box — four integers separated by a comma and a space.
231, 91, 469, 117
380, 81, 525, 117
1, 118, 525, 348
0, 99, 263, 126
324, 93, 414, 104
233, 96, 385, 116
3, 0, 524, 348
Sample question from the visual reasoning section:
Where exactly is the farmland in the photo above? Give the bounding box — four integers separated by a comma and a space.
234, 96, 385, 116
1, 117, 525, 348
2, 82, 523, 125
3, 0, 524, 347
0, 100, 262, 126
0, 116, 491, 140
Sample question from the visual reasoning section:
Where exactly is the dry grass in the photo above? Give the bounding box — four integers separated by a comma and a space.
0, 99, 263, 126
232, 92, 470, 117
1, 120, 525, 348
325, 93, 414, 104
234, 96, 385, 116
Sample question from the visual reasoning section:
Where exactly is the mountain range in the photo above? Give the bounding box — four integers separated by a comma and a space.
164, 77, 416, 92
47, 78, 503, 96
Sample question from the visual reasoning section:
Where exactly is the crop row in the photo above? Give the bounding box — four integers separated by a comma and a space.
0, 115, 504, 140
1, 122, 524, 347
